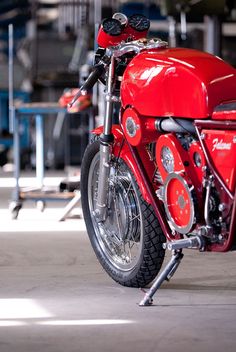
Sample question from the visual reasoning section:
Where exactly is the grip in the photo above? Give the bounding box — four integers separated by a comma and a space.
68, 64, 105, 108
82, 63, 105, 91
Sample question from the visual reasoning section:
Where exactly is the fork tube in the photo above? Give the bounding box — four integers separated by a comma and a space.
95, 56, 115, 221
104, 55, 115, 135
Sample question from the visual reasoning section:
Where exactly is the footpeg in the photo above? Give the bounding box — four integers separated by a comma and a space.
163, 236, 203, 251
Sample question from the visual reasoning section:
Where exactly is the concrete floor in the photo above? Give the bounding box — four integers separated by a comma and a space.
0, 173, 236, 352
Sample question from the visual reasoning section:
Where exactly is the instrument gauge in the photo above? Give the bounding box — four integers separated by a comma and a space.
112, 13, 128, 27
129, 14, 150, 32
102, 18, 122, 36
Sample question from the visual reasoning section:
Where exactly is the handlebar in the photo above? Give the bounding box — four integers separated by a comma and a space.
83, 63, 106, 91
68, 63, 106, 108
68, 38, 168, 108
108, 38, 168, 58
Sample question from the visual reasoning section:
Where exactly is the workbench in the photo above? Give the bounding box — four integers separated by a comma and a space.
9, 102, 80, 220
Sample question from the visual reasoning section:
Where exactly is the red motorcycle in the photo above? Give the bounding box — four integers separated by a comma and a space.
70, 13, 236, 305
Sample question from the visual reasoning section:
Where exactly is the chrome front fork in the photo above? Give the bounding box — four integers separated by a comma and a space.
94, 142, 112, 221
95, 56, 115, 222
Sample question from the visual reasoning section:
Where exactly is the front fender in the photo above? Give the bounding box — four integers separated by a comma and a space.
92, 125, 152, 204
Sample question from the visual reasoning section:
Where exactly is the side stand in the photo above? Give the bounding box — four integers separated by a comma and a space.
139, 249, 183, 306
139, 235, 203, 306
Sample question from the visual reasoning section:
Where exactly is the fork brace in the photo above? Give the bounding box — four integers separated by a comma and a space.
139, 236, 203, 306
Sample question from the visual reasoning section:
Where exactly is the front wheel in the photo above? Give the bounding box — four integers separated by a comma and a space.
81, 140, 166, 287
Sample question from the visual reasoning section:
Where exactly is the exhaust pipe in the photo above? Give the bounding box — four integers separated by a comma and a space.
156, 117, 196, 134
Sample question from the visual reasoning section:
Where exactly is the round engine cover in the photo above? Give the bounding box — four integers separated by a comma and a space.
122, 108, 142, 146
122, 107, 158, 146
155, 134, 187, 182
164, 173, 195, 234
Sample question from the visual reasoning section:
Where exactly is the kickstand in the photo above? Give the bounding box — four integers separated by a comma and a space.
139, 249, 184, 306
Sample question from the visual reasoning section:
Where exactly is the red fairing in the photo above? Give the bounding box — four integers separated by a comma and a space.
121, 48, 236, 118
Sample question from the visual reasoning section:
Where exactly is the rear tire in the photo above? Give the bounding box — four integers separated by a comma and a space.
81, 140, 166, 287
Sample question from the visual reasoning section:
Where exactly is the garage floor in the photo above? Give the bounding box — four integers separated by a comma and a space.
0, 174, 236, 352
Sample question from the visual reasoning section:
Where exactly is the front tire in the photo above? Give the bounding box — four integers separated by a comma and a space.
81, 140, 166, 287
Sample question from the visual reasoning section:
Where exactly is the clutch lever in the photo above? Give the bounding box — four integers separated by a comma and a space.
68, 61, 107, 108
68, 88, 87, 108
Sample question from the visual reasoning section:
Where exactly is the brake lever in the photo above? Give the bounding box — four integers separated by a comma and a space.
68, 60, 108, 108
68, 88, 87, 108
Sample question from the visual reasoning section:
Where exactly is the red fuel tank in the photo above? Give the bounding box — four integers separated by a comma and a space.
121, 48, 236, 119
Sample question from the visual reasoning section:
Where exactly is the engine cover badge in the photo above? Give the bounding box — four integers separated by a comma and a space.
126, 116, 138, 137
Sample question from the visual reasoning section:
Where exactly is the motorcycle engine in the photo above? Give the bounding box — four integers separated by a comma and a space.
155, 133, 205, 235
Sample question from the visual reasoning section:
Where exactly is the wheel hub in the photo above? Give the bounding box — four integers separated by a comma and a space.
89, 158, 142, 270
99, 175, 140, 247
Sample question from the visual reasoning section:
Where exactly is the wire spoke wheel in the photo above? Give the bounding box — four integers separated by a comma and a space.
88, 153, 142, 271
81, 140, 166, 287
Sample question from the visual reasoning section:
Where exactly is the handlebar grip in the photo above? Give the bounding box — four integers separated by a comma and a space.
68, 63, 105, 108
81, 63, 105, 91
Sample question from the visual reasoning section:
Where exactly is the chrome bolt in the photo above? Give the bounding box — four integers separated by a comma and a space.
218, 203, 226, 212
200, 133, 206, 140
